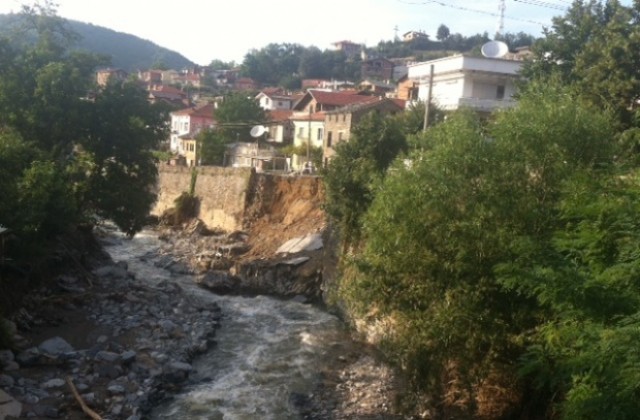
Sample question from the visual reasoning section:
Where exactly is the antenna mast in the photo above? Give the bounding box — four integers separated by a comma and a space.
497, 0, 506, 37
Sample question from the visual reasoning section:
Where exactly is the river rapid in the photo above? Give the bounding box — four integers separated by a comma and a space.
103, 228, 388, 419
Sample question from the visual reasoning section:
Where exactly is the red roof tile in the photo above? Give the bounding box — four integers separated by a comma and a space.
268, 110, 294, 122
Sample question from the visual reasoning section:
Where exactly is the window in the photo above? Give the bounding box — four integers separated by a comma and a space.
342, 114, 346, 122
298, 127, 304, 138
338, 132, 343, 141
317, 128, 323, 141
327, 132, 333, 147
496, 85, 505, 100
183, 121, 189, 131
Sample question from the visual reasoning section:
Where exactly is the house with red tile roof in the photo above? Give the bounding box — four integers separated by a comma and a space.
292, 89, 377, 113
169, 103, 216, 154
148, 85, 189, 106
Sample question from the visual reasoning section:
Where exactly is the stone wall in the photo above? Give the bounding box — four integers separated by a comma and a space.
152, 165, 254, 232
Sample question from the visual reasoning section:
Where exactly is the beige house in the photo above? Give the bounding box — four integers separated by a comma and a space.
323, 98, 405, 164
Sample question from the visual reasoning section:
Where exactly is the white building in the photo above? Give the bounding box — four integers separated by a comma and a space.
169, 103, 216, 154
289, 111, 325, 171
408, 54, 522, 112
255, 90, 294, 110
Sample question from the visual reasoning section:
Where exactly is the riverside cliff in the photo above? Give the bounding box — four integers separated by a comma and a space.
152, 165, 330, 302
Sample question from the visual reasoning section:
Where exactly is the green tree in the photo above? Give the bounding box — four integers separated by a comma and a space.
0, 3, 165, 238
436, 24, 450, 41
521, 0, 640, 123
80, 81, 165, 235
340, 84, 624, 416
241, 43, 305, 86
198, 128, 228, 165
323, 111, 406, 243
215, 92, 267, 141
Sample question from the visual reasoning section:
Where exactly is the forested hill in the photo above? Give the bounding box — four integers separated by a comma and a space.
0, 14, 195, 71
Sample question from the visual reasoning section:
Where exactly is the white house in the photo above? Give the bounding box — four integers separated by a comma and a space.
289, 111, 325, 170
408, 54, 522, 112
255, 89, 294, 110
169, 103, 216, 154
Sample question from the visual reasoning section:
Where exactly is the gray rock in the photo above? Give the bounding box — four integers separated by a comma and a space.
0, 349, 15, 367
158, 319, 177, 334
121, 350, 136, 364
95, 351, 120, 363
162, 361, 193, 382
93, 264, 128, 279
15, 348, 41, 367
108, 384, 126, 395
41, 378, 65, 388
0, 390, 22, 419
38, 337, 74, 355
0, 373, 15, 388
111, 403, 124, 416
196, 271, 239, 294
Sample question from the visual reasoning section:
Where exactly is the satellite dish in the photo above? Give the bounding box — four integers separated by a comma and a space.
250, 125, 266, 137
481, 41, 509, 58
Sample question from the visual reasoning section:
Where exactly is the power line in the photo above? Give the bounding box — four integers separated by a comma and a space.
398, 0, 548, 27
513, 0, 567, 11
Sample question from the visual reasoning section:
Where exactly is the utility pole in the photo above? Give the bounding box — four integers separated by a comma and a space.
422, 64, 434, 132
497, 0, 506, 37
306, 105, 311, 169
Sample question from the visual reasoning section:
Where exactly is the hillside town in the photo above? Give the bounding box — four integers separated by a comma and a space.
96, 39, 531, 172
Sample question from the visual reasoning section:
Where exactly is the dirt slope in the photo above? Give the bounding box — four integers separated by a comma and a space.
242, 173, 326, 260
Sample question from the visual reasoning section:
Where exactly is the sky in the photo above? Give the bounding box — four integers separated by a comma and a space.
0, 0, 629, 65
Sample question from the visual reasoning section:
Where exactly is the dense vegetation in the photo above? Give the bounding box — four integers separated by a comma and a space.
324, 0, 640, 418
0, 4, 166, 268
0, 13, 194, 71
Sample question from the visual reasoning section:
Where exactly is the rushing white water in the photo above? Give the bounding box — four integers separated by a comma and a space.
103, 229, 355, 419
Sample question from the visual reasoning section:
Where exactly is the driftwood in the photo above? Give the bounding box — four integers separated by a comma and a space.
66, 376, 102, 420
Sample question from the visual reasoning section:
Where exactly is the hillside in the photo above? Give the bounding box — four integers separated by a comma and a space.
0, 14, 194, 71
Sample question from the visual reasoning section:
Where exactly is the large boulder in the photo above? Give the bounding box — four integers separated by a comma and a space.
196, 271, 239, 295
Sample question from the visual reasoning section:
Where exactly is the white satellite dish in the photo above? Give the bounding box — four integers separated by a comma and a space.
481, 41, 509, 58
250, 125, 266, 137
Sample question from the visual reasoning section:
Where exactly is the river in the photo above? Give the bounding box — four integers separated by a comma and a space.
102, 228, 387, 419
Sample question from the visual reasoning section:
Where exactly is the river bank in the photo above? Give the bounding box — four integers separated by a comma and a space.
0, 222, 410, 419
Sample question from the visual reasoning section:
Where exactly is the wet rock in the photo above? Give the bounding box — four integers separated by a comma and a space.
162, 361, 192, 383
15, 348, 41, 367
0, 349, 15, 367
41, 378, 65, 389
0, 374, 15, 388
38, 337, 74, 355
95, 351, 120, 363
196, 271, 239, 295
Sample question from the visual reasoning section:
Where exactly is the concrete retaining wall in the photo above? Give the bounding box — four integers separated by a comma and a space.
152, 165, 254, 232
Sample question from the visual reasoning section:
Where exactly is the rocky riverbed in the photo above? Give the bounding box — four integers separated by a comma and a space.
0, 232, 222, 419
0, 222, 414, 419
